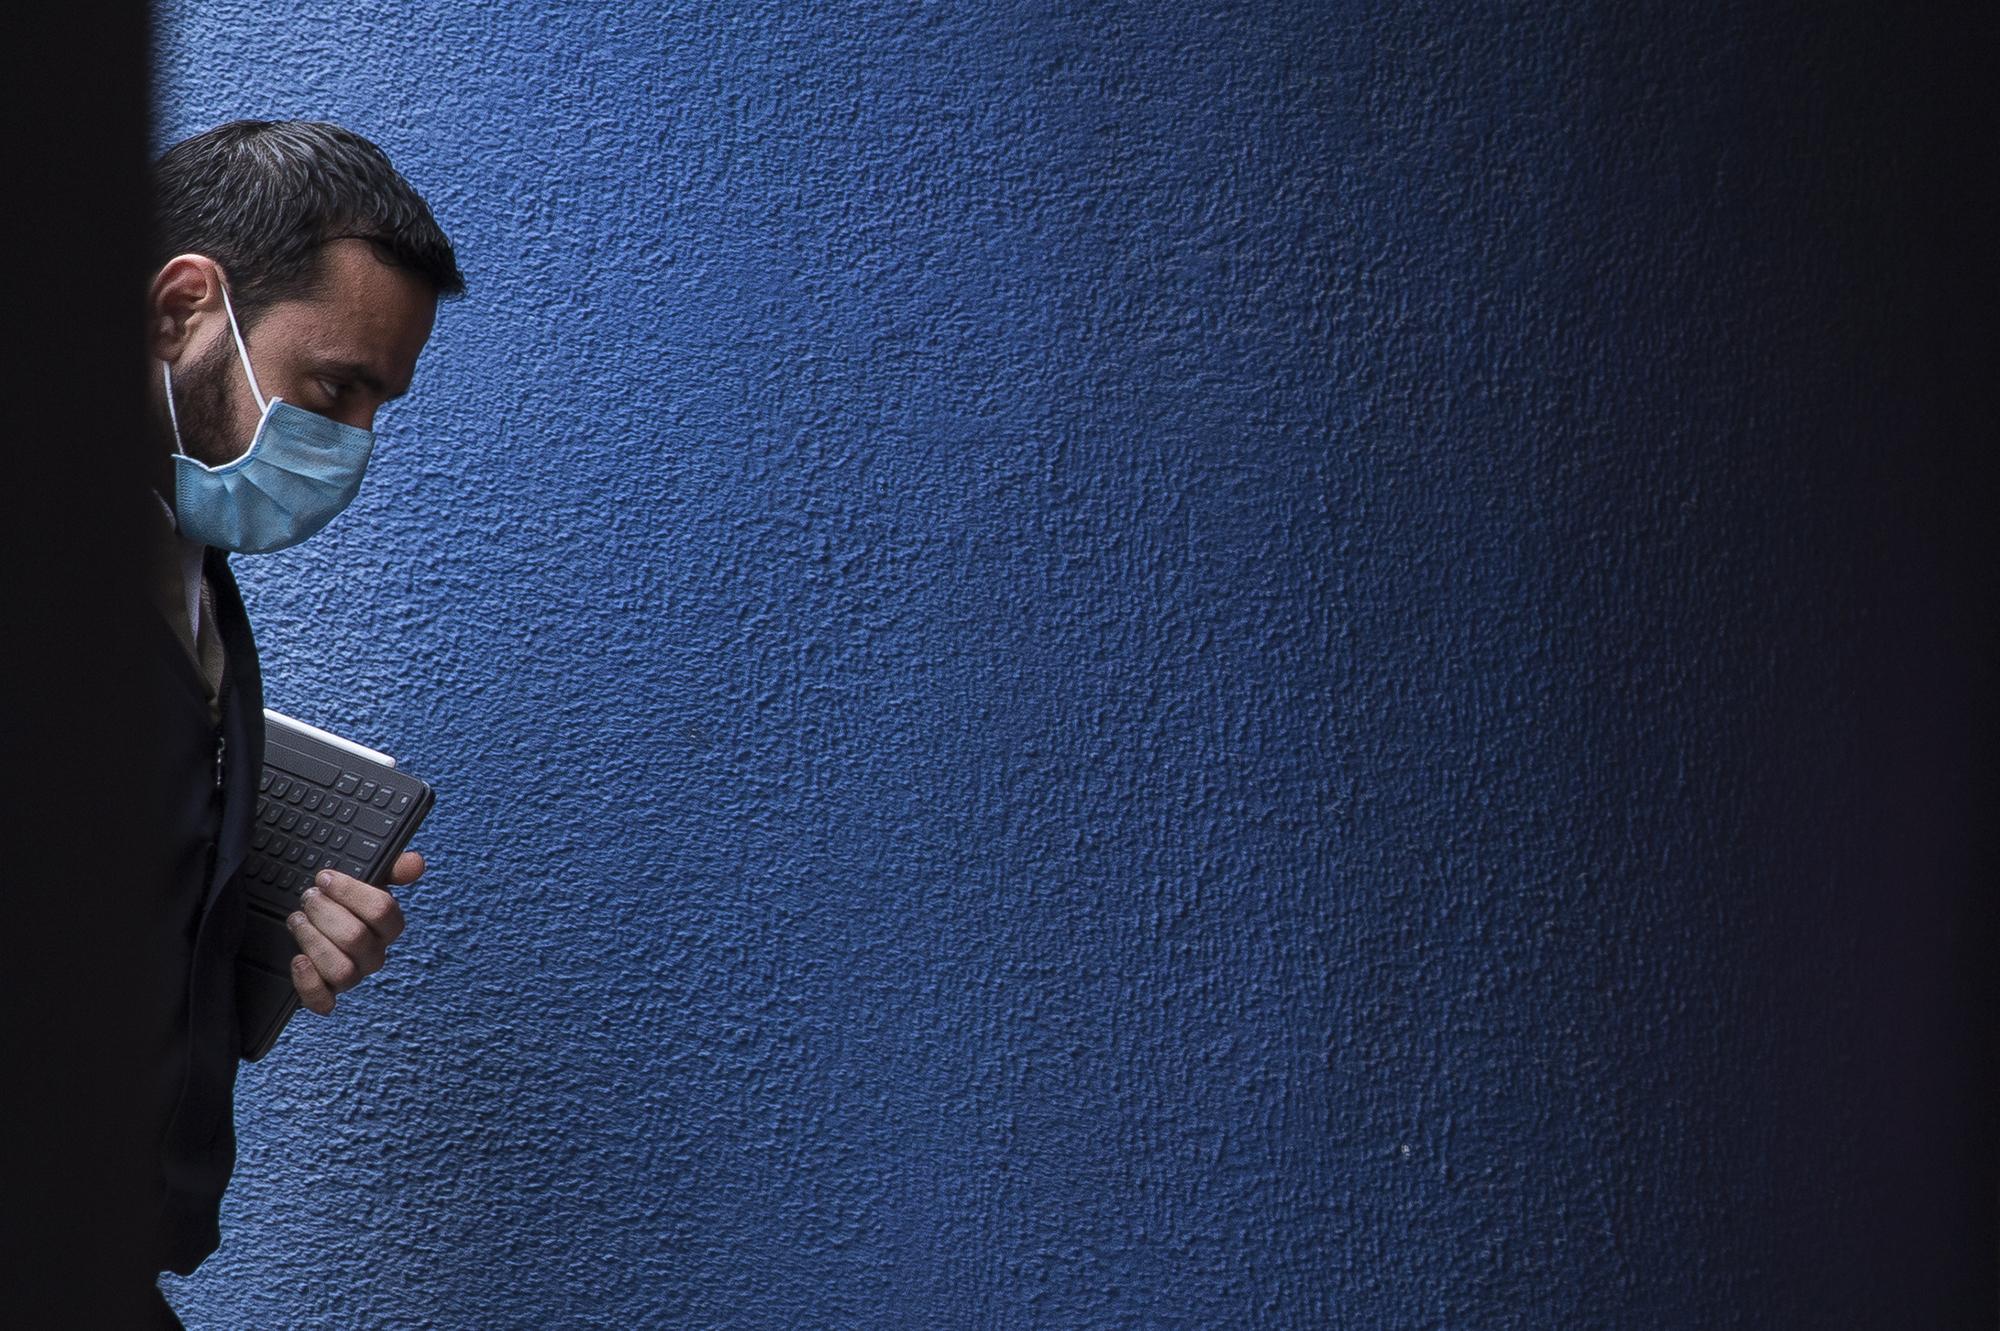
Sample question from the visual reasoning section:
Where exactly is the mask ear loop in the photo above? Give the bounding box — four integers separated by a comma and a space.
161, 360, 188, 456
216, 281, 269, 413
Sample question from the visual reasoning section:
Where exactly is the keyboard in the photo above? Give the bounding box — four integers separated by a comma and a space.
236, 711, 434, 1060
245, 763, 421, 896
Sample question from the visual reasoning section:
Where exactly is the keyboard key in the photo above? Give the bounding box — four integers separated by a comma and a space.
270, 779, 289, 799
350, 807, 398, 838
261, 804, 283, 825
303, 790, 323, 812
351, 835, 383, 864
279, 811, 300, 832
389, 792, 411, 815
283, 844, 303, 863
286, 784, 307, 804
252, 828, 271, 851
336, 802, 356, 824
371, 787, 393, 808
259, 772, 273, 793
312, 825, 332, 844
335, 773, 360, 795
357, 781, 377, 803
330, 830, 350, 850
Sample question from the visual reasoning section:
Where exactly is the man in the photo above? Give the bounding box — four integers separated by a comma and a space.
143, 120, 463, 1317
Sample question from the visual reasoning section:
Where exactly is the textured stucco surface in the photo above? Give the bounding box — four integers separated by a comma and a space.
151, 3, 1979, 1328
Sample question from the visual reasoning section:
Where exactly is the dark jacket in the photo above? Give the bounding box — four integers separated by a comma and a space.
151, 548, 263, 1276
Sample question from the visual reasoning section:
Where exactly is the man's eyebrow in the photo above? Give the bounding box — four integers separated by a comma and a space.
317, 359, 408, 399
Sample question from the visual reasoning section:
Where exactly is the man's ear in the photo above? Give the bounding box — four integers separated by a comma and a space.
149, 254, 227, 364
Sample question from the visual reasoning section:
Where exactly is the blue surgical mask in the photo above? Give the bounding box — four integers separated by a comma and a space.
164, 282, 375, 554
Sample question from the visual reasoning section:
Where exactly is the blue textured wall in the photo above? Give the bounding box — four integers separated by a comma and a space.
154, 3, 1990, 1327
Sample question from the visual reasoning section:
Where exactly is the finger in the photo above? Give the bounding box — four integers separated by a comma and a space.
311, 870, 406, 944
287, 911, 361, 995
297, 884, 386, 973
290, 951, 337, 1016
389, 851, 425, 887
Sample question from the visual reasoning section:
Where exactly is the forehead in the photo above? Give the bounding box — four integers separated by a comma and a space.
249, 238, 438, 390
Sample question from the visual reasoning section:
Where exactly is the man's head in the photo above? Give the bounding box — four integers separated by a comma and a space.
148, 120, 463, 478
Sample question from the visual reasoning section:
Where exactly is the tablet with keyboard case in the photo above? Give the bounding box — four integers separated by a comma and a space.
235, 710, 434, 1061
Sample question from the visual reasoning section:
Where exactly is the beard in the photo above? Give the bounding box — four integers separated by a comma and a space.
167, 333, 250, 468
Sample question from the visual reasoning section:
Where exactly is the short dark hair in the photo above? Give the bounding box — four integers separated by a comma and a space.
152, 119, 465, 326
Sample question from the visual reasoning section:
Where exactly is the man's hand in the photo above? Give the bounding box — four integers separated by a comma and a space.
288, 850, 423, 1015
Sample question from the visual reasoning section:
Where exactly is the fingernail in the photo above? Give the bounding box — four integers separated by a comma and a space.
317, 871, 334, 889
287, 912, 306, 930
301, 886, 319, 902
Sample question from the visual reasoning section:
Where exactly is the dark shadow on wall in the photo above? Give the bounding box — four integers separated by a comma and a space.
1757, 4, 1998, 1317
0, 6, 173, 1320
